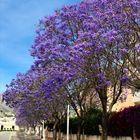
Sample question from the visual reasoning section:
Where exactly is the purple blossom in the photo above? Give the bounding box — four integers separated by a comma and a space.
3, 0, 140, 132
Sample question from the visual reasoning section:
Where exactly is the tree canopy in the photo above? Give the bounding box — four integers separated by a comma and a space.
3, 0, 140, 140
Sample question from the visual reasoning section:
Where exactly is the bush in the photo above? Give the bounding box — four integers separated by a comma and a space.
108, 105, 140, 138
60, 108, 102, 135
84, 108, 102, 135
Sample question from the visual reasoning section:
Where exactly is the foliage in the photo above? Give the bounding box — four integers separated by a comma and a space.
60, 108, 102, 135
108, 105, 140, 138
3, 0, 140, 139
3, 68, 67, 128
84, 108, 102, 135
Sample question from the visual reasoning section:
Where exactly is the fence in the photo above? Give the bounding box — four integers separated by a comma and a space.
47, 132, 132, 140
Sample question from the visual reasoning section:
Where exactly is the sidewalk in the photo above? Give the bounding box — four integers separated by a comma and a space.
10, 131, 42, 140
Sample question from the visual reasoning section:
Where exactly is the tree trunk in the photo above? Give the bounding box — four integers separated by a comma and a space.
53, 122, 58, 140
58, 127, 61, 140
46, 127, 48, 140
77, 125, 81, 140
77, 119, 84, 140
38, 126, 41, 137
33, 126, 36, 135
102, 113, 108, 140
99, 90, 108, 140
82, 128, 85, 140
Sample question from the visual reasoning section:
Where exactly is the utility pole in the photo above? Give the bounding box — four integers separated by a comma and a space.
42, 120, 45, 140
67, 105, 70, 140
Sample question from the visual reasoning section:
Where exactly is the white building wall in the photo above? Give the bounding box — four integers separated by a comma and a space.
133, 90, 140, 105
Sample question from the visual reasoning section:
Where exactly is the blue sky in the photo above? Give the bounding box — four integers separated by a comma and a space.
0, 0, 81, 93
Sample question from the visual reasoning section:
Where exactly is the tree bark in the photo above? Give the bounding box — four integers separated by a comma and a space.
77, 119, 84, 140
77, 125, 81, 140
82, 128, 85, 140
38, 126, 41, 137
102, 113, 108, 140
99, 90, 108, 140
53, 121, 58, 140
58, 127, 61, 140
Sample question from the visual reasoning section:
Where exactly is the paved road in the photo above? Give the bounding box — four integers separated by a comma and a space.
0, 131, 12, 140
0, 131, 41, 140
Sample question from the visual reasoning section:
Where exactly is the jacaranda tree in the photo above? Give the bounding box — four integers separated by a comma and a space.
3, 0, 140, 140
30, 0, 140, 140
3, 70, 48, 128
3, 67, 67, 137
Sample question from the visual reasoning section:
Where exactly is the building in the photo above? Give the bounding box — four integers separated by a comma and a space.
0, 115, 19, 131
112, 87, 140, 112
0, 95, 19, 131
